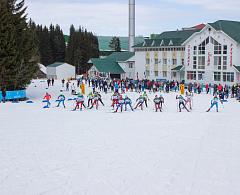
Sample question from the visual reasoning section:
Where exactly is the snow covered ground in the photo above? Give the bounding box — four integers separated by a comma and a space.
0, 79, 240, 195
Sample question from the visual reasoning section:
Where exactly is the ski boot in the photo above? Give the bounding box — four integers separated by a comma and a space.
80, 108, 82, 111
206, 109, 210, 112
72, 108, 76, 111
56, 105, 59, 107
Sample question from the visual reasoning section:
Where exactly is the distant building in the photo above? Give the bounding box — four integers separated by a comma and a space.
35, 63, 47, 79
88, 52, 135, 79
133, 20, 240, 84
47, 63, 75, 79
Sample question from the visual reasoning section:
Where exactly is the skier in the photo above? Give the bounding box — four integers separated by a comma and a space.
114, 95, 124, 113
56, 92, 65, 108
185, 92, 193, 110
87, 91, 93, 107
111, 92, 119, 109
143, 91, 150, 107
43, 92, 51, 106
176, 95, 189, 112
89, 92, 99, 109
134, 95, 144, 110
153, 95, 162, 112
159, 95, 164, 110
97, 92, 104, 106
206, 94, 222, 112
124, 95, 134, 111
62, 79, 65, 87
73, 93, 86, 111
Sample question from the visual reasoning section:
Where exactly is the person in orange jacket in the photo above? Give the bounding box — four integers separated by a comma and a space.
43, 92, 51, 106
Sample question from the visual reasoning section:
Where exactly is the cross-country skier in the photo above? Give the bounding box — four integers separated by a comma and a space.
89, 92, 99, 109
43, 92, 51, 106
97, 92, 104, 106
143, 91, 150, 107
87, 91, 93, 107
176, 95, 189, 112
206, 94, 222, 112
56, 92, 66, 108
159, 94, 164, 109
124, 95, 134, 111
185, 92, 193, 110
153, 95, 162, 112
114, 95, 124, 113
73, 93, 86, 111
111, 92, 119, 109
134, 95, 144, 110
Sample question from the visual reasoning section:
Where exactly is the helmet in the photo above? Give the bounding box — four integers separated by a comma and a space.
90, 92, 92, 94
125, 95, 127, 98
144, 91, 146, 93
120, 95, 122, 98
60, 92, 63, 95
46, 92, 48, 94
155, 95, 157, 98
160, 95, 162, 97
79, 93, 82, 96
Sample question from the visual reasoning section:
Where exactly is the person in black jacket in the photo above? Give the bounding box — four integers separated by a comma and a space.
2, 89, 6, 103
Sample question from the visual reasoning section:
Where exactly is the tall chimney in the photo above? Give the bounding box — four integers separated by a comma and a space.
129, 0, 135, 52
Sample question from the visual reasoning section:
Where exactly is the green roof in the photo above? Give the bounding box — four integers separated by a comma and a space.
208, 20, 240, 43
171, 65, 183, 71
133, 29, 200, 48
90, 58, 124, 73
63, 35, 69, 43
233, 65, 240, 72
106, 52, 135, 61
47, 63, 65, 67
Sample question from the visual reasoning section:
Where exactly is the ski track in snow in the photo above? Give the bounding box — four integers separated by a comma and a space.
0, 79, 240, 195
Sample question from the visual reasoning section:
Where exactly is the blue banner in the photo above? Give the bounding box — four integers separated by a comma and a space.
0, 90, 26, 101
156, 79, 167, 83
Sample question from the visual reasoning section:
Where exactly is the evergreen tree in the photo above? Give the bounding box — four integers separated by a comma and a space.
65, 24, 76, 65
109, 37, 121, 51
0, 0, 39, 90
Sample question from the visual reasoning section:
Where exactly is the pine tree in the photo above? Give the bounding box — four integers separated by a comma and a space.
65, 24, 76, 65
0, 0, 17, 90
109, 37, 121, 51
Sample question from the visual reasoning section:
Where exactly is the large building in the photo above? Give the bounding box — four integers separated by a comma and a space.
133, 20, 240, 84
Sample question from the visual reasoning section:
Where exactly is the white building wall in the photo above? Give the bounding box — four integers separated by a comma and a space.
184, 25, 238, 85
46, 67, 56, 79
135, 51, 146, 80
56, 63, 75, 79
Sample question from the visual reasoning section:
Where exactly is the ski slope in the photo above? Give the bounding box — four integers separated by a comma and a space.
0, 79, 240, 195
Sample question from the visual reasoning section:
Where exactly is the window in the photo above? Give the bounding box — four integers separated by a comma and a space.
198, 71, 205, 80
129, 63, 133, 68
187, 71, 196, 80
214, 72, 221, 81
223, 45, 227, 54
214, 40, 221, 54
154, 71, 158, 77
193, 56, 197, 69
181, 59, 184, 65
146, 58, 150, 64
198, 56, 205, 69
193, 46, 197, 55
172, 72, 176, 77
146, 70, 150, 77
223, 72, 234, 82
172, 59, 177, 65
154, 58, 158, 65
163, 71, 167, 77
163, 58, 167, 65
223, 56, 227, 70
198, 38, 207, 54
214, 56, 221, 70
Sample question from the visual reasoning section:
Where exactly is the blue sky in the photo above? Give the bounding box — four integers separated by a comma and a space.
25, 0, 240, 36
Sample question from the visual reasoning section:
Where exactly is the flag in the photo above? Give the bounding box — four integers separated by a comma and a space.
238, 74, 239, 82
122, 72, 123, 78
129, 72, 131, 78
180, 72, 182, 80
190, 73, 192, 80
144, 71, 146, 78
86, 70, 87, 77
103, 72, 105, 77
97, 72, 99, 77
137, 72, 138, 79
201, 73, 203, 80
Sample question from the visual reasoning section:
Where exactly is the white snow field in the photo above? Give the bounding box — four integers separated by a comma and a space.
1, 79, 240, 195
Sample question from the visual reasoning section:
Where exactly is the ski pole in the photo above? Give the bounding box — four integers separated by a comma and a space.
164, 103, 167, 109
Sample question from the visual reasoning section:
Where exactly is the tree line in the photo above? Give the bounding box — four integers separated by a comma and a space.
0, 0, 99, 91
